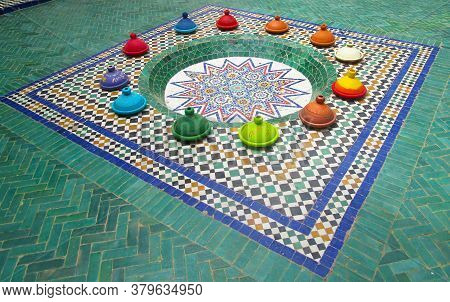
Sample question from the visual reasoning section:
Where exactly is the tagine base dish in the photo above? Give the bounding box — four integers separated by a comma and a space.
175, 27, 198, 34
332, 82, 367, 99
299, 110, 337, 129
310, 37, 336, 47
111, 101, 147, 116
335, 54, 364, 63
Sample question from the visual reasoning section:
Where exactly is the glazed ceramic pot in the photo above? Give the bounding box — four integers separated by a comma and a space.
111, 87, 147, 116
216, 9, 239, 31
238, 116, 279, 148
123, 33, 149, 56
332, 68, 367, 99
100, 66, 129, 91
299, 95, 336, 129
174, 12, 198, 34
335, 43, 364, 63
310, 24, 336, 47
172, 107, 211, 142
265, 16, 289, 34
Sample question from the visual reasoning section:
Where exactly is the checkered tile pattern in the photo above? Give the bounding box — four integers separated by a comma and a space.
0, 0, 50, 13
0, 0, 31, 9
2, 6, 436, 262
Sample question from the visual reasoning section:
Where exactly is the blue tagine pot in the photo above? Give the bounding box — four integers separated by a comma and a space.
100, 66, 129, 91
174, 12, 197, 34
111, 87, 147, 116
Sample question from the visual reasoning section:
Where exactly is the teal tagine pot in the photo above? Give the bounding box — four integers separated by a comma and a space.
111, 87, 147, 116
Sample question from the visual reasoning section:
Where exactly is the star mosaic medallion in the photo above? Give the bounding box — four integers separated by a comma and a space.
165, 57, 312, 123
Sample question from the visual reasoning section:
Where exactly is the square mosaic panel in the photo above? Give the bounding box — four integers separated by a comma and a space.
1, 5, 439, 276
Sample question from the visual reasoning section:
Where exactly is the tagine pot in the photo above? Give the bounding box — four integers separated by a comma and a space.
174, 12, 198, 34
100, 66, 130, 91
332, 68, 367, 99
299, 95, 336, 129
216, 10, 239, 31
238, 116, 279, 148
172, 107, 211, 142
335, 43, 364, 63
111, 87, 147, 116
310, 24, 336, 47
123, 33, 149, 56
265, 16, 289, 34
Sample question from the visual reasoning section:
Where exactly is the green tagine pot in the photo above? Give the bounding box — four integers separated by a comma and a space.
172, 107, 211, 142
238, 116, 279, 148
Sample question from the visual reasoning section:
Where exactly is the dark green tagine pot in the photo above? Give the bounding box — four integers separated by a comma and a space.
172, 107, 211, 142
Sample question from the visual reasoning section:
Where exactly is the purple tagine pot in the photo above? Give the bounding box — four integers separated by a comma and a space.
100, 66, 130, 91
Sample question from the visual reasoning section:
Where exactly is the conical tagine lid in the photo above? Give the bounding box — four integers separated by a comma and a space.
174, 12, 198, 34
123, 33, 149, 56
310, 24, 336, 47
216, 10, 239, 31
238, 116, 279, 148
111, 87, 147, 116
332, 68, 367, 99
172, 107, 211, 142
100, 66, 130, 91
265, 16, 289, 34
299, 95, 336, 129
335, 43, 364, 63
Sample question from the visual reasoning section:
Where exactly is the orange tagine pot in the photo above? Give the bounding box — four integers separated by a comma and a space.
123, 33, 149, 56
299, 95, 336, 129
216, 10, 239, 31
332, 68, 367, 99
310, 24, 336, 47
265, 16, 289, 34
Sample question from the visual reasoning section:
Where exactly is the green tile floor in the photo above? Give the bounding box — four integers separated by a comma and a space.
0, 0, 448, 281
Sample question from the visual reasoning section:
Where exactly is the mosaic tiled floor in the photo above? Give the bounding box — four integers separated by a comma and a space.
0, 0, 51, 14
0, 5, 442, 278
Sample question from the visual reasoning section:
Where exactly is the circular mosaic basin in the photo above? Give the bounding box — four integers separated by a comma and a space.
139, 35, 336, 127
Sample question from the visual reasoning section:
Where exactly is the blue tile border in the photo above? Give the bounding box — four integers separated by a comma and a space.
0, 0, 52, 15
0, 5, 440, 277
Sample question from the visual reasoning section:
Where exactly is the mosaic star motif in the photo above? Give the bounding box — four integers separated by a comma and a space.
165, 57, 312, 123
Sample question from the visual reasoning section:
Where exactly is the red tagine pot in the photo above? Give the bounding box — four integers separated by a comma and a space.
123, 33, 149, 56
332, 68, 367, 99
299, 95, 336, 129
216, 10, 239, 31
310, 24, 336, 47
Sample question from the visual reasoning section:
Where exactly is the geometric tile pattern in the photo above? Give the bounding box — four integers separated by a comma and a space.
0, 5, 440, 276
0, 124, 253, 282
165, 57, 312, 123
0, 0, 51, 15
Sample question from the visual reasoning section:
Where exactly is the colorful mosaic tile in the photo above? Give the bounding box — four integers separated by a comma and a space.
0, 5, 439, 277
165, 57, 312, 123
